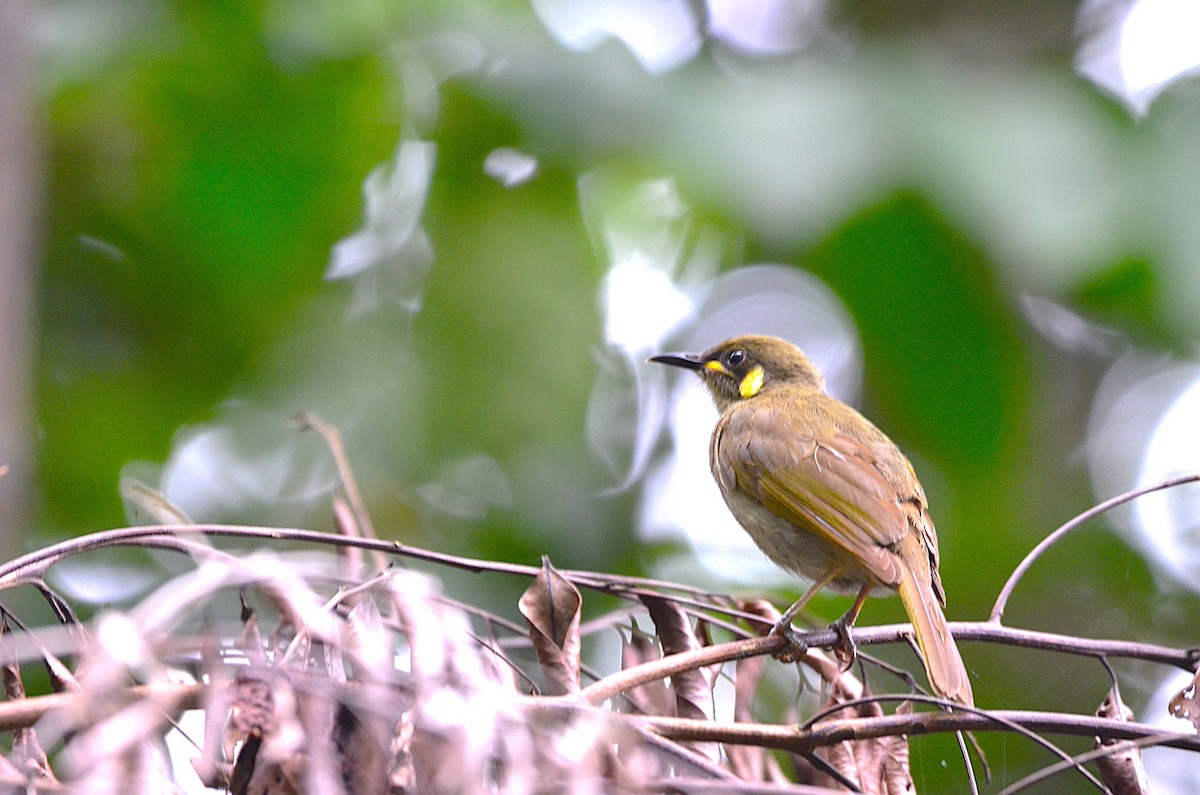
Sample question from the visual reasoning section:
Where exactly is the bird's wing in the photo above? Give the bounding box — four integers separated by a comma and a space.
715, 404, 909, 587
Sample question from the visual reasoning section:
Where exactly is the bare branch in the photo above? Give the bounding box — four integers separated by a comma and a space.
991, 474, 1200, 623
0, 683, 204, 732
997, 733, 1168, 795
582, 620, 1197, 710
631, 708, 1200, 755
1, 510, 1198, 791
947, 622, 1198, 670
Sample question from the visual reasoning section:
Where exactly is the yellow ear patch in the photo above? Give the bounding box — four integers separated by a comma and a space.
739, 365, 764, 398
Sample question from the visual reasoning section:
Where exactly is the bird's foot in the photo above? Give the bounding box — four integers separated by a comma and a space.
828, 615, 857, 671
768, 618, 809, 663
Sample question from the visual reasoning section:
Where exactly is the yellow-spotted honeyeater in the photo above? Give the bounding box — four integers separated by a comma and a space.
650, 335, 972, 706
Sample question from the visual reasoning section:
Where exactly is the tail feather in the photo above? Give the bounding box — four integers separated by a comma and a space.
897, 569, 973, 707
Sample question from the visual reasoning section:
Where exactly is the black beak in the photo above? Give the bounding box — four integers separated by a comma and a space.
647, 352, 704, 371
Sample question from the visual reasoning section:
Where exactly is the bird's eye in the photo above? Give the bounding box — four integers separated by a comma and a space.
726, 349, 746, 368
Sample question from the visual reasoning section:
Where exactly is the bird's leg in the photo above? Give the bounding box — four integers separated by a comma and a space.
828, 583, 872, 670
770, 569, 839, 663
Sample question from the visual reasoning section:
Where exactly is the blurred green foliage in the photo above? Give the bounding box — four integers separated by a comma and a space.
29, 1, 1200, 790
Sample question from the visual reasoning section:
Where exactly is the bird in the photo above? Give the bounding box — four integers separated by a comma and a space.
649, 334, 973, 706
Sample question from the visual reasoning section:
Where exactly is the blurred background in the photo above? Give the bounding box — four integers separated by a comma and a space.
3, 0, 1200, 790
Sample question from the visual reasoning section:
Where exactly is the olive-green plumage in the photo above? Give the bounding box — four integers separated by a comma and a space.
650, 335, 973, 706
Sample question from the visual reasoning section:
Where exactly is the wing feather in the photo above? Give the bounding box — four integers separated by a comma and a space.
717, 400, 911, 587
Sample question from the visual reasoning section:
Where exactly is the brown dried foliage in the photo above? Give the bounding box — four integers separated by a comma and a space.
0, 447, 1196, 792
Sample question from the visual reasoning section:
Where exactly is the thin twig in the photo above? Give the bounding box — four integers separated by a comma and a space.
991, 473, 1200, 623
996, 732, 1176, 795
637, 780, 846, 794
0, 525, 545, 588
631, 708, 1200, 754
798, 694, 1108, 793
292, 411, 377, 540
278, 567, 401, 666
0, 525, 714, 600
624, 721, 744, 783
956, 729, 981, 795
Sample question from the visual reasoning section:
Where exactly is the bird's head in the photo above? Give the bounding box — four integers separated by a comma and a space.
649, 335, 825, 412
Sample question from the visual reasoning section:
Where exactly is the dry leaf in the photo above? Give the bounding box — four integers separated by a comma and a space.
335, 702, 389, 795
229, 731, 264, 795
389, 712, 416, 793
238, 594, 270, 668
621, 627, 672, 716
518, 556, 582, 695
1168, 669, 1200, 731
726, 652, 768, 781
228, 672, 276, 743
640, 595, 718, 760
809, 664, 913, 795
236, 739, 306, 795
640, 595, 714, 722
1, 618, 55, 786
1095, 688, 1150, 795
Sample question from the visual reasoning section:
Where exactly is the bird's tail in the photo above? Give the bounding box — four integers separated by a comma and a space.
897, 569, 974, 707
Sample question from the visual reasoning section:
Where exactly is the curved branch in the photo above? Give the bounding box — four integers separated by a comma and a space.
0, 525, 547, 587
997, 732, 1172, 795
991, 473, 1200, 623
0, 524, 718, 599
